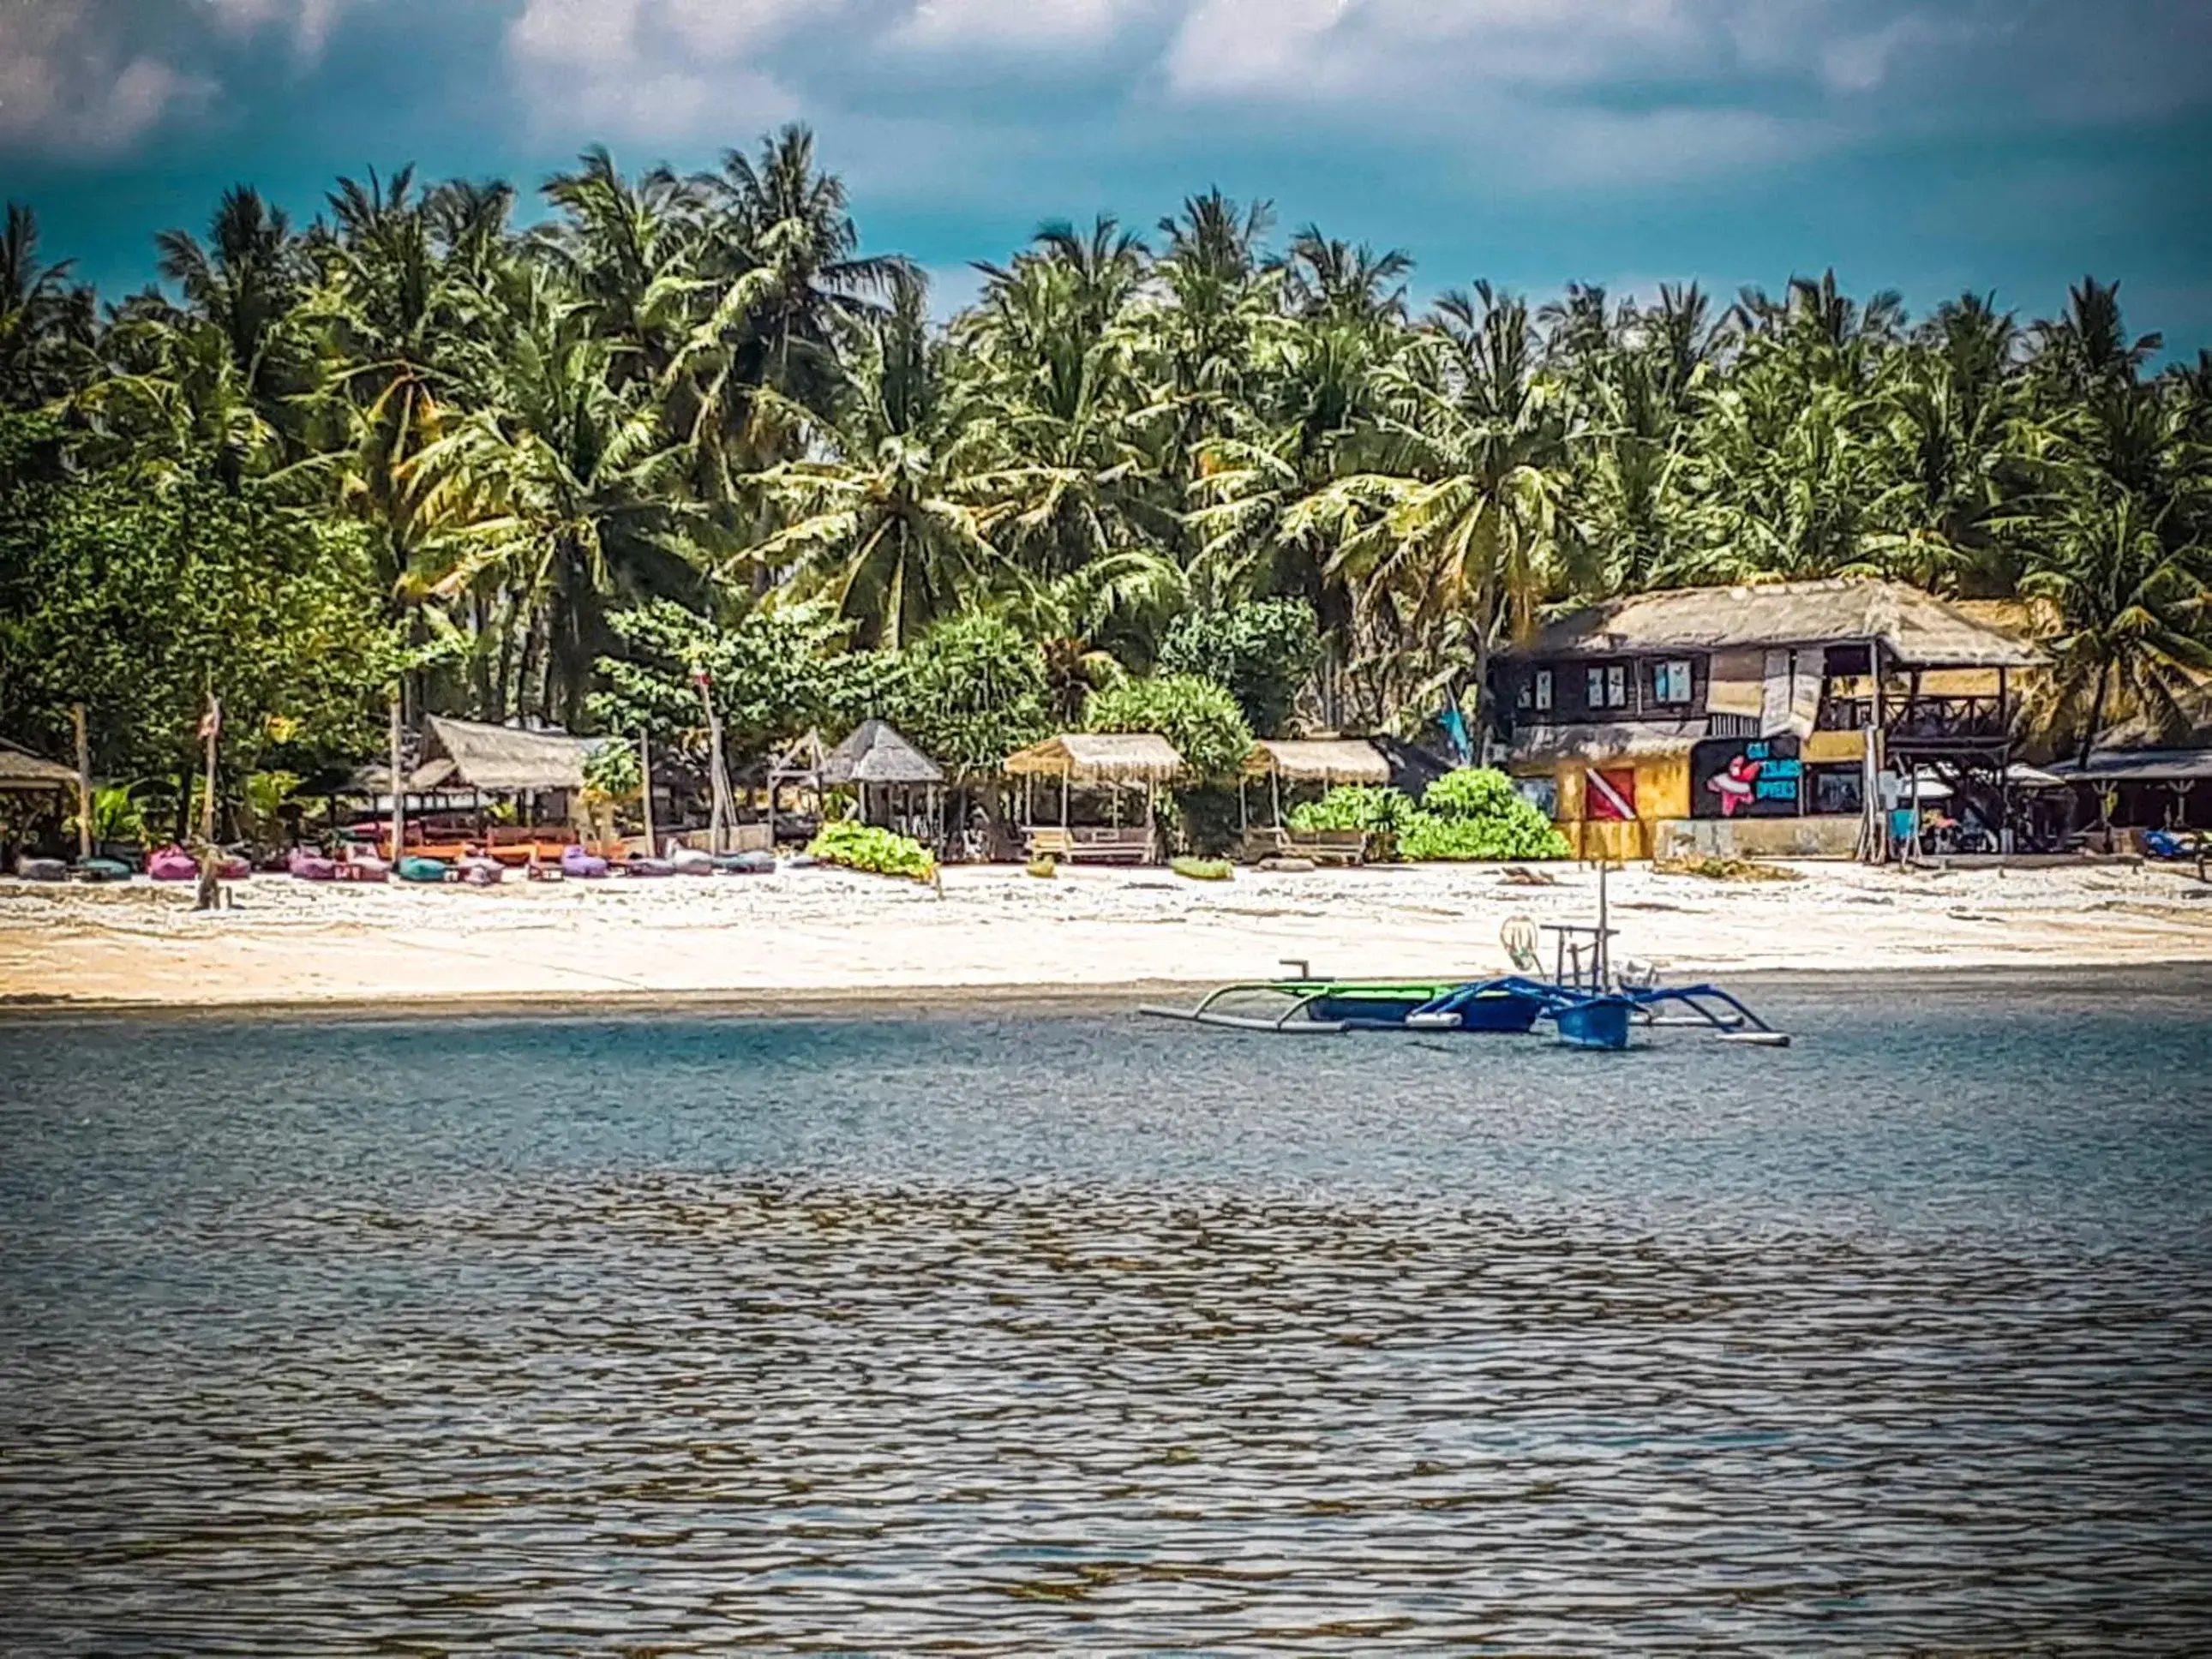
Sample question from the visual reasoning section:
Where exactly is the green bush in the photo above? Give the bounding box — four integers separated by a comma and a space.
1394, 768, 1571, 861
1084, 674, 1254, 783
807, 820, 938, 881
1171, 855, 1233, 881
1157, 598, 1322, 738
1422, 766, 1524, 822
1287, 785, 1414, 835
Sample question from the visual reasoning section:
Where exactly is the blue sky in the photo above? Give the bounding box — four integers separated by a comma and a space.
5, 0, 2209, 351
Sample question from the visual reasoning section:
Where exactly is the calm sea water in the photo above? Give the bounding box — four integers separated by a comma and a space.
3, 970, 2210, 1655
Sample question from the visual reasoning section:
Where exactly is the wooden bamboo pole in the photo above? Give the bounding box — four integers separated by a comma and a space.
638, 728, 656, 855
72, 703, 92, 863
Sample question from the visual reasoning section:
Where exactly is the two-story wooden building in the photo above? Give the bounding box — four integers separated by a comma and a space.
1487, 578, 2043, 859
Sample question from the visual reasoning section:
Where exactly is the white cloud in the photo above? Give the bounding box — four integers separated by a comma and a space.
894, 0, 1148, 51
0, 0, 351, 157
504, 0, 822, 141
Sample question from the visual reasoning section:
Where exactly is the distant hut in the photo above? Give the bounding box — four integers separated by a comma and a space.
820, 719, 945, 841
2049, 679, 2212, 834
1004, 734, 1184, 864
0, 740, 80, 869
1238, 737, 1389, 862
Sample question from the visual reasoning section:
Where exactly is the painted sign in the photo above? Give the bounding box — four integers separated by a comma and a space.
1584, 767, 1638, 822
1691, 734, 1803, 819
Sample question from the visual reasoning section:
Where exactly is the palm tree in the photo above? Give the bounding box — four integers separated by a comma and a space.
0, 202, 91, 409
1286, 282, 1574, 720
153, 186, 315, 457
746, 270, 998, 649
2022, 489, 2212, 762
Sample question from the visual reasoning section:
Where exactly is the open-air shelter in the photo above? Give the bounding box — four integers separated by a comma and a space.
1005, 733, 1183, 864
821, 719, 945, 843
1238, 737, 1389, 864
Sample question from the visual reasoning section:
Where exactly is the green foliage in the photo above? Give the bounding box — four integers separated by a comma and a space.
1155, 597, 1321, 738
590, 598, 863, 757
0, 412, 394, 795
1394, 767, 1571, 860
878, 611, 1052, 778
581, 740, 642, 803
1083, 673, 1255, 783
1288, 785, 1414, 834
1171, 855, 1233, 881
806, 819, 938, 881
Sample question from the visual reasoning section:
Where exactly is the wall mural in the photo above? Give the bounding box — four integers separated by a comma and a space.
1692, 734, 1804, 818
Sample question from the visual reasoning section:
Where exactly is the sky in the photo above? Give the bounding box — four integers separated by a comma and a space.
4, 0, 2209, 351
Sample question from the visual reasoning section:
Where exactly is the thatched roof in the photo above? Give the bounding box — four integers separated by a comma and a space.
421, 716, 602, 793
822, 719, 943, 787
1502, 579, 2042, 669
1004, 733, 1184, 782
1507, 719, 1709, 768
0, 739, 77, 793
1244, 738, 1389, 785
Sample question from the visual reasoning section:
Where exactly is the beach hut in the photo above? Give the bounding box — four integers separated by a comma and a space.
821, 719, 945, 843
0, 740, 80, 872
1004, 734, 1184, 864
1240, 738, 1389, 864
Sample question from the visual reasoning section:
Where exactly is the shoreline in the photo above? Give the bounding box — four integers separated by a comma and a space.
5, 960, 2212, 1023
3, 859, 2208, 1014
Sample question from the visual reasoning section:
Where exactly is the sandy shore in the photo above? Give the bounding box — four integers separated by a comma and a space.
2, 857, 2209, 1009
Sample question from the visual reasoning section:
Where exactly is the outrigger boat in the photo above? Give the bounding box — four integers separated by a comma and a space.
1140, 865, 1789, 1051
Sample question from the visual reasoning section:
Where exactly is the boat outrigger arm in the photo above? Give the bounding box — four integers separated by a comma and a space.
1138, 867, 1790, 1049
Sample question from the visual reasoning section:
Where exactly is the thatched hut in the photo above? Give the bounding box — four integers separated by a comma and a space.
821, 719, 945, 840
1236, 737, 1389, 859
0, 740, 79, 795
1004, 734, 1184, 863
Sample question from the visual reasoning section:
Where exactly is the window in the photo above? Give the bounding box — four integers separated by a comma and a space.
1652, 658, 1693, 705
1520, 669, 1552, 713
1586, 662, 1628, 710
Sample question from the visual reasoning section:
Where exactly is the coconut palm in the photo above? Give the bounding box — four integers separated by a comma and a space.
0, 203, 91, 409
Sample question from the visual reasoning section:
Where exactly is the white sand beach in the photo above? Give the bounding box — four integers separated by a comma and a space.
2, 859, 2208, 1009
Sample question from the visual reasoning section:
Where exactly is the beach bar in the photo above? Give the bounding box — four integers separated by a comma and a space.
1489, 578, 2043, 861
1005, 733, 1183, 864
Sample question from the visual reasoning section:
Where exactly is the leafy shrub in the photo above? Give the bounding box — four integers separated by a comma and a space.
581, 740, 642, 803
1394, 767, 1571, 861
806, 820, 938, 881
1084, 674, 1254, 783
1422, 766, 1524, 822
1171, 855, 1233, 881
1157, 598, 1322, 738
1287, 784, 1414, 835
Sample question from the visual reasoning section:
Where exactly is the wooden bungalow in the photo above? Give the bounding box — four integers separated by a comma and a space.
821, 719, 945, 843
1005, 734, 1183, 864
1239, 738, 1388, 865
1490, 578, 2043, 860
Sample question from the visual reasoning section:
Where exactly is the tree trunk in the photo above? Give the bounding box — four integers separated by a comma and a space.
2079, 657, 2113, 769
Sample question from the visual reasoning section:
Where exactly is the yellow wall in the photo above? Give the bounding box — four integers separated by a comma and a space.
1803, 729, 1867, 765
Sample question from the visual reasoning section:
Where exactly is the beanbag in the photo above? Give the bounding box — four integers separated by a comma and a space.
288, 847, 340, 881
398, 856, 449, 884
560, 845, 609, 879
669, 847, 716, 877
75, 858, 132, 883
459, 856, 504, 887
16, 857, 68, 882
147, 847, 198, 881
622, 857, 675, 878
715, 851, 775, 874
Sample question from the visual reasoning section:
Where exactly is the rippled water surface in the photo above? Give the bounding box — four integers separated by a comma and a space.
5, 969, 2212, 1654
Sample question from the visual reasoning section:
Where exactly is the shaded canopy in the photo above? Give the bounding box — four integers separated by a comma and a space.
1244, 738, 1389, 785
419, 716, 602, 794
822, 719, 944, 788
0, 739, 77, 794
1502, 578, 2043, 670
1004, 733, 1184, 783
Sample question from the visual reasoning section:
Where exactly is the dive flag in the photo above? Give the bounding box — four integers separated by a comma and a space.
1585, 767, 1636, 822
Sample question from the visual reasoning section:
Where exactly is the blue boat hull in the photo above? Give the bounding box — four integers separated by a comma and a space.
1309, 987, 1545, 1034
1553, 995, 1635, 1051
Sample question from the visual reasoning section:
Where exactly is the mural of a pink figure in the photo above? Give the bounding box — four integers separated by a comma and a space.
1706, 754, 1765, 818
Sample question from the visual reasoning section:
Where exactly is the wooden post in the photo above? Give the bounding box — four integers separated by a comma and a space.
638, 729, 656, 855
388, 693, 406, 862
195, 690, 223, 912
695, 669, 729, 854
72, 703, 92, 862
